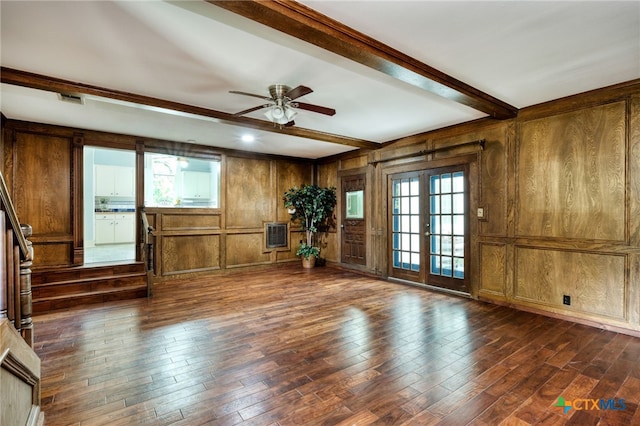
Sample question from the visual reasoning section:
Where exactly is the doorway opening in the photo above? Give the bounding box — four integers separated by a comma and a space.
83, 147, 136, 264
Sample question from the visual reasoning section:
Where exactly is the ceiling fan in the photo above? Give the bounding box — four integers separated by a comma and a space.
229, 84, 336, 126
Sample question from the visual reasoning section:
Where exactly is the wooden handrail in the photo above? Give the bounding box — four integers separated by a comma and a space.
0, 159, 42, 426
0, 171, 30, 260
141, 209, 155, 243
0, 170, 35, 348
140, 209, 155, 277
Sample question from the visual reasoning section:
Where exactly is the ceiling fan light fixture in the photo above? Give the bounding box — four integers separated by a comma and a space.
232, 84, 330, 126
285, 106, 296, 121
265, 104, 296, 124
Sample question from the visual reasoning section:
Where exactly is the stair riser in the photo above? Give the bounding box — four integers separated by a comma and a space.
32, 263, 145, 285
33, 288, 147, 313
31, 263, 148, 314
33, 276, 147, 299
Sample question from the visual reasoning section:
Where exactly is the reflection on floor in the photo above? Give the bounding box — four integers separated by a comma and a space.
85, 243, 135, 264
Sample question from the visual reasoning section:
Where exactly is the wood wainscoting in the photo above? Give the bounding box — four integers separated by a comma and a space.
34, 266, 640, 425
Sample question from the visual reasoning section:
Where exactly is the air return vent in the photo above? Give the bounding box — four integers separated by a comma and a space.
265, 222, 288, 248
58, 93, 84, 105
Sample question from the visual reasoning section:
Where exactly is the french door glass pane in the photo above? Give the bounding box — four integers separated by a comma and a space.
429, 170, 465, 280
453, 236, 464, 256
441, 193, 452, 214
454, 258, 464, 279
453, 193, 464, 214
411, 215, 419, 233
391, 176, 421, 272
453, 215, 464, 235
453, 172, 464, 192
441, 216, 452, 234
430, 195, 439, 214
411, 196, 420, 214
430, 255, 440, 274
442, 256, 452, 277
392, 180, 401, 197
442, 236, 452, 255
431, 235, 440, 254
441, 173, 452, 193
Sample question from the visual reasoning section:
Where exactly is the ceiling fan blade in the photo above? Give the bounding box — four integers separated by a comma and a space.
295, 102, 336, 116
284, 120, 295, 127
233, 104, 271, 116
285, 85, 313, 100
229, 90, 272, 101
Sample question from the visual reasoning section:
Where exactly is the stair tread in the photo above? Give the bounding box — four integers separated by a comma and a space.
33, 272, 147, 287
34, 285, 147, 302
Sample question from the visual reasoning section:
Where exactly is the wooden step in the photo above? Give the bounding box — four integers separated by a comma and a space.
32, 262, 147, 314
32, 262, 146, 285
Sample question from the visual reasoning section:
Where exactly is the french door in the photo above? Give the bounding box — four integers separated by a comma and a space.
389, 166, 469, 293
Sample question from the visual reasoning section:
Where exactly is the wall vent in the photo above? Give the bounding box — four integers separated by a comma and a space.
58, 93, 84, 105
265, 223, 288, 248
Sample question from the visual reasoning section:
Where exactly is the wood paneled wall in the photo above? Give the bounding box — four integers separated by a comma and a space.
329, 82, 640, 335
3, 127, 76, 267
501, 92, 639, 333
145, 156, 311, 279
1, 121, 314, 282
517, 102, 626, 240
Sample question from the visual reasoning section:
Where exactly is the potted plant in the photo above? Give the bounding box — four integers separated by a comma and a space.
283, 184, 336, 268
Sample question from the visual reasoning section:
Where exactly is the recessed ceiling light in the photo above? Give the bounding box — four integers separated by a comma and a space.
241, 134, 255, 143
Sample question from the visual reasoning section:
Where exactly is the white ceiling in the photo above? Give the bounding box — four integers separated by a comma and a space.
1, 1, 639, 159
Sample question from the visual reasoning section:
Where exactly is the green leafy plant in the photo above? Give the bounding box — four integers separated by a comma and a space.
295, 243, 320, 259
283, 184, 337, 259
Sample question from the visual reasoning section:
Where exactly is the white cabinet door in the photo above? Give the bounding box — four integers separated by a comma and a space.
95, 166, 115, 196
95, 165, 135, 197
113, 168, 134, 197
95, 213, 135, 244
113, 214, 135, 243
95, 215, 115, 244
181, 171, 199, 198
197, 175, 211, 199
182, 171, 210, 199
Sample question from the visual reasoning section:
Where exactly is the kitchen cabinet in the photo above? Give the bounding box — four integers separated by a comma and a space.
95, 213, 135, 244
95, 165, 134, 197
181, 171, 211, 199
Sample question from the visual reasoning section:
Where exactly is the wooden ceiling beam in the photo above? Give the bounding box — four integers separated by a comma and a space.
209, 0, 518, 119
1, 67, 379, 151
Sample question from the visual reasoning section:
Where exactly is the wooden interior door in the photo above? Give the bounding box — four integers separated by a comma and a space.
341, 174, 366, 265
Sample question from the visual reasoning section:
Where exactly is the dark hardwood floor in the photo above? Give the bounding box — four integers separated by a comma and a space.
33, 266, 640, 425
